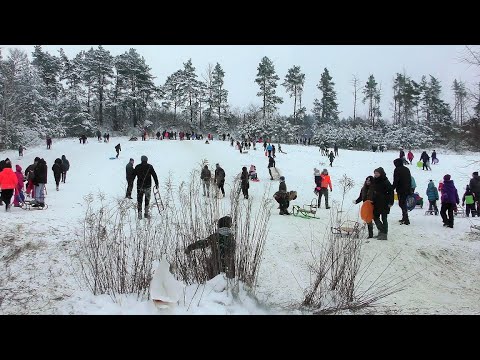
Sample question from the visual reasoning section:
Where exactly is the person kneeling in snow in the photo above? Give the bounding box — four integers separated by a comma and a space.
184, 216, 236, 280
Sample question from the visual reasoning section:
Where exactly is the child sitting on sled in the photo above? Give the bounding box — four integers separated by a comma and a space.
249, 165, 258, 181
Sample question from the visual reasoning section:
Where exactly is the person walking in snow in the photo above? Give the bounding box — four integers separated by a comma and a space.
316, 168, 332, 209
372, 167, 394, 240
431, 150, 437, 164
392, 157, 412, 225
133, 155, 159, 219
240, 166, 249, 199
214, 163, 226, 198
266, 143, 273, 157
18, 145, 25, 157
334, 143, 339, 157
407, 150, 414, 165
0, 162, 18, 211
60, 155, 70, 183
125, 158, 135, 199
440, 174, 459, 228
328, 151, 335, 167
462, 185, 477, 217
115, 143, 121, 158
200, 164, 212, 197
426, 180, 439, 215
52, 158, 62, 191
13, 164, 25, 207
353, 175, 375, 238
469, 171, 480, 215
267, 155, 276, 180
32, 158, 47, 208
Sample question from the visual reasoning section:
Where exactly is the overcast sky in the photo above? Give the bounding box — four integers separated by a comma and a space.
2, 45, 478, 119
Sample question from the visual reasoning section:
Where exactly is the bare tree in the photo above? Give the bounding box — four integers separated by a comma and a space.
351, 75, 361, 120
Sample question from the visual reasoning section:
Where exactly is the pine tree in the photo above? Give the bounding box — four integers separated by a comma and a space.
255, 56, 283, 124
211, 63, 229, 130
362, 75, 380, 128
282, 65, 305, 123
180, 59, 199, 123
452, 79, 467, 126
163, 70, 185, 123
312, 68, 339, 124
31, 45, 62, 101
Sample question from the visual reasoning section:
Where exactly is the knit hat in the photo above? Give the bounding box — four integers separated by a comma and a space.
314, 168, 320, 176
443, 174, 451, 182
280, 176, 285, 181
141, 155, 148, 162
322, 168, 328, 174
374, 167, 386, 177
473, 172, 479, 176
130, 158, 134, 162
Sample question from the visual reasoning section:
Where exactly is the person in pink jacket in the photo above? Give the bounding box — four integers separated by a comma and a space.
0, 162, 19, 211
14, 164, 25, 207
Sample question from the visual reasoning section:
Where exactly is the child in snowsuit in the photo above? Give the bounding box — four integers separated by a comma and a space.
462, 185, 477, 217
249, 165, 258, 180
52, 158, 62, 191
426, 180, 439, 215
13, 164, 25, 207
407, 150, 414, 165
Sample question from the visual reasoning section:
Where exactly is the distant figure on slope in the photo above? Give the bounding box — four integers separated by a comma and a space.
334, 143, 339, 157
200, 164, 212, 197
18, 145, 25, 157
240, 166, 249, 199
328, 151, 335, 167
214, 163, 226, 198
61, 155, 70, 183
407, 150, 414, 165
431, 150, 437, 164
46, 136, 52, 150
115, 143, 121, 158
267, 155, 276, 180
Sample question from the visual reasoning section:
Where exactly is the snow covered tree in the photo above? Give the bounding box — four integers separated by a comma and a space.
452, 79, 467, 126
115, 48, 156, 128
31, 45, 62, 101
163, 70, 185, 123
255, 56, 283, 123
180, 59, 200, 123
351, 75, 361, 121
82, 46, 114, 126
393, 73, 420, 126
282, 65, 305, 123
312, 68, 339, 125
362, 75, 381, 128
211, 63, 229, 131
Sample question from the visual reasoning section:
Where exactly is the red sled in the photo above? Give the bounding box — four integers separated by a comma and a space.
265, 151, 268, 156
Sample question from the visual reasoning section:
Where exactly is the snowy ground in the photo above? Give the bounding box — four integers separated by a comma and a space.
1, 137, 479, 314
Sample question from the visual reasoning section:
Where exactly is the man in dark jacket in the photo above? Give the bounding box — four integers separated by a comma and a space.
214, 163, 226, 198
267, 156, 276, 180
61, 155, 70, 183
32, 158, 47, 208
201, 165, 212, 197
276, 176, 291, 215
133, 155, 159, 219
392, 158, 412, 225
125, 158, 135, 199
185, 215, 236, 279
469, 171, 480, 215
372, 167, 394, 240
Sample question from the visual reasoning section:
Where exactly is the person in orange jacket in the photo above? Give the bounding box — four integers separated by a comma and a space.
0, 161, 19, 211
317, 168, 333, 209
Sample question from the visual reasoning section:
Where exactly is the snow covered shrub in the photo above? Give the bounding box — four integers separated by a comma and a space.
75, 170, 272, 302
381, 124, 434, 149
302, 177, 410, 314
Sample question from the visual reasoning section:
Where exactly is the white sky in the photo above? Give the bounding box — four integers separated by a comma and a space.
2, 45, 478, 119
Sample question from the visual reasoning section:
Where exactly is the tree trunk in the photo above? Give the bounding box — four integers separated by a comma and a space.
99, 76, 103, 126
293, 85, 297, 122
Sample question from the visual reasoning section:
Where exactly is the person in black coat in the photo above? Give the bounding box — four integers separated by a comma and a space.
61, 155, 70, 183
32, 158, 47, 207
372, 167, 394, 240
267, 156, 276, 180
133, 155, 159, 219
214, 163, 226, 197
240, 166, 249, 199
392, 157, 412, 225
52, 158, 62, 191
125, 158, 135, 199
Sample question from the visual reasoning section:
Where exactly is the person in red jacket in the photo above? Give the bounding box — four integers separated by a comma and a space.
0, 162, 19, 211
407, 150, 414, 165
316, 168, 333, 209
13, 164, 25, 207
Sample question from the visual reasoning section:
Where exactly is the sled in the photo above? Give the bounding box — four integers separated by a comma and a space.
416, 161, 423, 168
153, 187, 165, 213
360, 200, 374, 223
432, 158, 439, 164
331, 221, 362, 238
454, 205, 465, 217
292, 199, 318, 219
21, 200, 48, 210
109, 157, 118, 160
471, 224, 480, 232
424, 209, 438, 216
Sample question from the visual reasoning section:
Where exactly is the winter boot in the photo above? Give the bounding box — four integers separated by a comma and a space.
138, 212, 142, 220
144, 212, 150, 219
367, 223, 374, 238
377, 232, 388, 240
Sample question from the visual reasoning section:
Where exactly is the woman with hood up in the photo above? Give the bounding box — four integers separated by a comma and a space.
52, 158, 63, 191
371, 167, 394, 240
13, 164, 25, 207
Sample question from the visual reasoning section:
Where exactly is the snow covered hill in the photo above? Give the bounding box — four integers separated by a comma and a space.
1, 137, 479, 314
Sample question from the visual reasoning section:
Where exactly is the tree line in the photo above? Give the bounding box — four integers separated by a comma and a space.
0, 46, 479, 150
